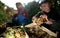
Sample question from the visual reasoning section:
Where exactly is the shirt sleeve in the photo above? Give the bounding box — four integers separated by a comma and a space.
34, 11, 43, 18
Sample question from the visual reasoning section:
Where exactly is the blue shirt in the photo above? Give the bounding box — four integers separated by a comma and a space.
17, 13, 29, 25
12, 13, 29, 25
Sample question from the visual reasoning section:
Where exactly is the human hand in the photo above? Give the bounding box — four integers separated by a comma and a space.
32, 16, 38, 23
45, 20, 53, 25
40, 15, 53, 24
40, 14, 48, 21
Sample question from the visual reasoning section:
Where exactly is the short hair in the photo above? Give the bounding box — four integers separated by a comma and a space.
39, 1, 51, 6
16, 2, 22, 5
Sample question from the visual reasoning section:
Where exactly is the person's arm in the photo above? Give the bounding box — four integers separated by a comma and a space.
32, 16, 38, 23
35, 11, 43, 18
32, 11, 43, 23
40, 14, 53, 25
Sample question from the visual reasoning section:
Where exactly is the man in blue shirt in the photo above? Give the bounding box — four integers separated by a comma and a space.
12, 2, 30, 26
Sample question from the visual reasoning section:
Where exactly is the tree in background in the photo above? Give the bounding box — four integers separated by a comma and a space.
0, 1, 14, 26
25, 1, 40, 22
0, 1, 8, 24
48, 0, 60, 9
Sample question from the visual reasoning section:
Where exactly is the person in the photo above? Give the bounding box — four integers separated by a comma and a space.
12, 2, 30, 26
32, 0, 60, 38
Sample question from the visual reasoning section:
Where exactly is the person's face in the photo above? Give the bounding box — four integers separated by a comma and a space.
16, 4, 23, 10
40, 2, 50, 12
